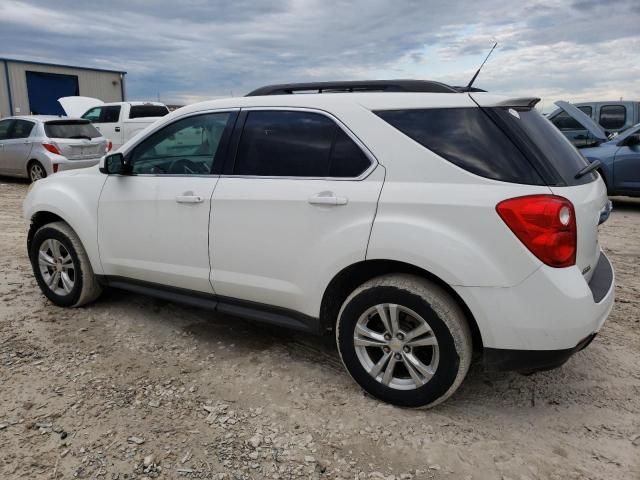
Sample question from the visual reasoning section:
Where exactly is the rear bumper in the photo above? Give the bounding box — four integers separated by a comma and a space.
56, 157, 101, 172
454, 251, 615, 352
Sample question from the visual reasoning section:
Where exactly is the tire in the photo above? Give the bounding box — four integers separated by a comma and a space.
29, 221, 102, 307
336, 274, 472, 408
28, 161, 47, 183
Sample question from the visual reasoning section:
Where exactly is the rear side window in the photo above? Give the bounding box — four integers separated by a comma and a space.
129, 105, 169, 119
234, 110, 370, 177
599, 105, 626, 130
45, 121, 101, 139
10, 120, 35, 139
376, 108, 544, 185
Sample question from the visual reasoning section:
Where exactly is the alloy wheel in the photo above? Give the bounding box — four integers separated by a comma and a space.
38, 239, 76, 296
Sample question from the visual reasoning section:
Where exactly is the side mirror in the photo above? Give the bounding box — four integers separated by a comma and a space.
623, 133, 640, 147
99, 153, 128, 174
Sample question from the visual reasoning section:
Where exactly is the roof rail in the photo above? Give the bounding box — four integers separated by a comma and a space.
246, 80, 459, 96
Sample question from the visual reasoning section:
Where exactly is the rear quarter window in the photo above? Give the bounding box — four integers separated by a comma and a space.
375, 108, 545, 185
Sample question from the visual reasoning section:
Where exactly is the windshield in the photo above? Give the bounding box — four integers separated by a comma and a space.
44, 120, 101, 139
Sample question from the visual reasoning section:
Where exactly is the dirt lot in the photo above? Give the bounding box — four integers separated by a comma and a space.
0, 179, 638, 480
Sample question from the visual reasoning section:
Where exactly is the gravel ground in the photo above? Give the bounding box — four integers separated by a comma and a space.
1, 179, 638, 480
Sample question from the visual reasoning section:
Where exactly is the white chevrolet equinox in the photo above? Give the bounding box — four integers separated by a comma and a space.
23, 81, 615, 407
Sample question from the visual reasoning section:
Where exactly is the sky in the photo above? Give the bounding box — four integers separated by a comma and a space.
1, 0, 638, 111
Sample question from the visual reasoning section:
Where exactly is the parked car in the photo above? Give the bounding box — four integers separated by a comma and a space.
24, 80, 615, 407
547, 100, 640, 147
0, 116, 109, 182
554, 101, 640, 197
58, 97, 169, 151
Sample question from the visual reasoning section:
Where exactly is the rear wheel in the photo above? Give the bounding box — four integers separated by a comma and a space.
336, 274, 472, 408
28, 161, 47, 182
29, 221, 102, 307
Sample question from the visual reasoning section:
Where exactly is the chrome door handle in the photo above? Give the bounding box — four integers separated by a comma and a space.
308, 192, 348, 206
176, 195, 204, 204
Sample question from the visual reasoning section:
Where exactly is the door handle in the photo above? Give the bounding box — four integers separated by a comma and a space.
115, 127, 121, 132
176, 195, 204, 204
308, 192, 348, 206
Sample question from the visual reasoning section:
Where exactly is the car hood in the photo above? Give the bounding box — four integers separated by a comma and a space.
554, 101, 608, 142
58, 96, 104, 118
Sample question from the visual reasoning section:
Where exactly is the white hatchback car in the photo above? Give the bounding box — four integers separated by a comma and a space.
23, 81, 615, 407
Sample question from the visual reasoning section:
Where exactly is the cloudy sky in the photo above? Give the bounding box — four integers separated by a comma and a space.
1, 0, 638, 110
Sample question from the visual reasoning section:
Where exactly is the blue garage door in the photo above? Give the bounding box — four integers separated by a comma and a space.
26, 71, 79, 115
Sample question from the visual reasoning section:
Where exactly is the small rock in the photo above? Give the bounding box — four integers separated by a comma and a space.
249, 451, 259, 460
0, 423, 7, 430
148, 399, 160, 408
248, 434, 262, 449
128, 436, 145, 445
429, 465, 441, 470
304, 455, 316, 463
144, 454, 156, 467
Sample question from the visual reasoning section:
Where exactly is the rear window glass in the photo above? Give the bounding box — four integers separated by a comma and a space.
375, 108, 544, 185
45, 121, 101, 139
599, 105, 626, 130
129, 105, 170, 119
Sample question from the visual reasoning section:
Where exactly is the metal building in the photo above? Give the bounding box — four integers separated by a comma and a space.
0, 58, 126, 118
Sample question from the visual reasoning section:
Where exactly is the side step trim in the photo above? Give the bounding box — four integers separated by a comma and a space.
97, 276, 323, 334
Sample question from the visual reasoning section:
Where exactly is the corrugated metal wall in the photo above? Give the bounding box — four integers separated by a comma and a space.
1, 59, 125, 118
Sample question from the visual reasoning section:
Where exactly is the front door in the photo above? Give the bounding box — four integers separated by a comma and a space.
84, 105, 125, 149
210, 109, 383, 317
98, 110, 235, 293
613, 131, 640, 193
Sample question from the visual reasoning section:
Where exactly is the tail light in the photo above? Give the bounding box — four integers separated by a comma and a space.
52, 164, 59, 173
496, 195, 576, 268
42, 143, 61, 155
106, 141, 113, 152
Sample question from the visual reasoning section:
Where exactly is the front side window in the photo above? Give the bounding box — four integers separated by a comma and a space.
10, 120, 35, 139
83, 107, 102, 122
599, 105, 626, 130
0, 120, 12, 140
130, 112, 231, 175
234, 110, 370, 177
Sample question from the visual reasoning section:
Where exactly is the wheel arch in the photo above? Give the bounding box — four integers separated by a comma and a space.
319, 259, 484, 351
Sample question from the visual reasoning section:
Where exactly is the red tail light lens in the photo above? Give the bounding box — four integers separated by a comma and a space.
106, 141, 113, 152
496, 195, 576, 268
42, 143, 61, 155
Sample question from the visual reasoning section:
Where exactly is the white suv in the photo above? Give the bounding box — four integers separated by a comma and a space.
23, 81, 615, 407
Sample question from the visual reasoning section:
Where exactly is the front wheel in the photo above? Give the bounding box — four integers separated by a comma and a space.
336, 274, 472, 408
29, 221, 102, 307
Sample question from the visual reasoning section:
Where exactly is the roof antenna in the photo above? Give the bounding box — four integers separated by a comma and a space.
465, 41, 497, 92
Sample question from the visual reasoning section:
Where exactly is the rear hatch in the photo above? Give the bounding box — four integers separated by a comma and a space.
44, 120, 107, 160
471, 94, 609, 281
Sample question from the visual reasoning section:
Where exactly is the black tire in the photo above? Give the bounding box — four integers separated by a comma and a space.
29, 221, 102, 307
336, 274, 472, 408
27, 161, 47, 183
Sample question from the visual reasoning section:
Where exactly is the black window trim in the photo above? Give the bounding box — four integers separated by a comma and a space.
8, 119, 36, 139
599, 104, 627, 130
119, 109, 240, 177
222, 107, 377, 181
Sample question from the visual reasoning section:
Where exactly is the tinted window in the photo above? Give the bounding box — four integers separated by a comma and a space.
129, 105, 170, 119
489, 108, 594, 185
10, 120, 35, 139
578, 105, 593, 117
45, 121, 101, 139
130, 112, 230, 175
376, 108, 544, 185
82, 107, 102, 122
599, 105, 626, 130
235, 111, 370, 177
101, 106, 121, 123
0, 120, 12, 140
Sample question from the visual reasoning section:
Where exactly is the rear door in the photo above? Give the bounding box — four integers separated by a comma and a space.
209, 109, 382, 317
2, 120, 35, 175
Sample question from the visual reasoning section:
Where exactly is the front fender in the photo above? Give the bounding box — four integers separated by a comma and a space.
23, 169, 107, 274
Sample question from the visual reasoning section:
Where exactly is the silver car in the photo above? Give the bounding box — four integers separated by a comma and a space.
0, 116, 109, 182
